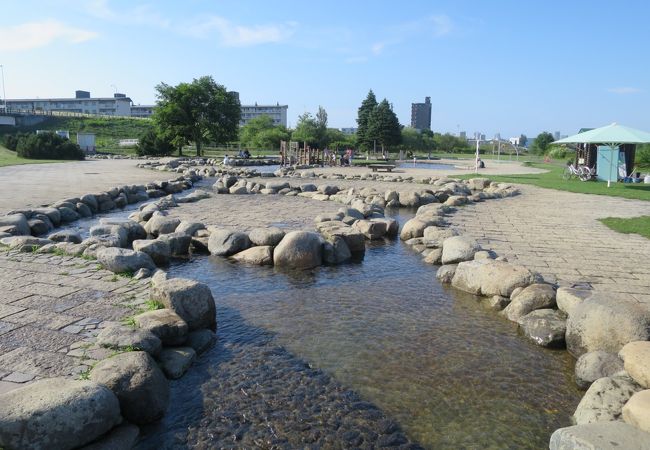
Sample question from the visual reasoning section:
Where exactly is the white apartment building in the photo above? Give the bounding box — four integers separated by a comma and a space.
130, 105, 156, 118
6, 91, 132, 116
240, 103, 288, 127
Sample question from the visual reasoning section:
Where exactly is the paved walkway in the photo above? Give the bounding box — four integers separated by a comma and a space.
0, 159, 170, 215
0, 251, 150, 394
447, 185, 650, 310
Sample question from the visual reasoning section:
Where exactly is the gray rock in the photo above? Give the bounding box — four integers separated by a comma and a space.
175, 221, 206, 236
248, 227, 285, 247
575, 351, 625, 390
133, 267, 152, 280
550, 422, 650, 450
620, 341, 650, 389
372, 218, 398, 238
96, 323, 162, 356
317, 184, 339, 195
557, 287, 593, 317
99, 219, 147, 242
266, 181, 290, 191
28, 219, 49, 236
76, 202, 93, 218
423, 226, 458, 248
338, 207, 365, 220
144, 213, 181, 237
502, 283, 556, 322
58, 206, 80, 223
0, 378, 121, 450
151, 278, 216, 331
157, 232, 192, 256
273, 231, 323, 270
451, 260, 537, 297
441, 235, 481, 264
187, 329, 216, 355
398, 191, 420, 207
80, 423, 139, 450
517, 308, 567, 348
322, 236, 352, 265
422, 247, 442, 265
622, 389, 650, 434
573, 375, 642, 424
49, 230, 82, 244
90, 351, 169, 425
400, 218, 438, 240
2, 236, 52, 252
566, 293, 650, 358
229, 185, 249, 194
208, 229, 251, 256
486, 295, 510, 311
0, 214, 30, 236
33, 207, 61, 226
353, 220, 387, 240
132, 239, 171, 265
135, 309, 188, 346
158, 347, 196, 379
90, 225, 129, 248
96, 247, 156, 274
436, 264, 457, 283
231, 246, 274, 265
80, 194, 98, 213
300, 183, 317, 192
319, 225, 365, 253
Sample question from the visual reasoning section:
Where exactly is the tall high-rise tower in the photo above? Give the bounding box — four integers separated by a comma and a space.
410, 96, 432, 131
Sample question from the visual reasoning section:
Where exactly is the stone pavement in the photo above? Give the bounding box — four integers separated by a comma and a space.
0, 159, 172, 215
447, 184, 650, 310
0, 249, 150, 394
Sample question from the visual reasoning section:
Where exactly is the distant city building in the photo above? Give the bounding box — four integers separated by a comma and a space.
340, 127, 357, 135
240, 102, 288, 127
6, 91, 132, 116
494, 133, 501, 141
554, 131, 561, 141
131, 105, 156, 118
410, 96, 432, 131
459, 131, 467, 140
509, 137, 520, 146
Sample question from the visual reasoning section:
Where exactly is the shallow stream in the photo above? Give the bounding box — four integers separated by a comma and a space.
138, 210, 581, 449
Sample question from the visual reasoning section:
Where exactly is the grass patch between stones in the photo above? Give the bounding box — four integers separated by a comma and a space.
599, 215, 650, 240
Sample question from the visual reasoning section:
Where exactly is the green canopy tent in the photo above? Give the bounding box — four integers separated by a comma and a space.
553, 123, 650, 187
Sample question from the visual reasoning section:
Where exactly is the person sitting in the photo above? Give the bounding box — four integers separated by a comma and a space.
477, 158, 485, 169
243, 149, 251, 159
223, 154, 231, 165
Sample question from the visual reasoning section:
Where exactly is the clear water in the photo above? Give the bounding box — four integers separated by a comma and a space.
397, 162, 453, 170
166, 211, 581, 449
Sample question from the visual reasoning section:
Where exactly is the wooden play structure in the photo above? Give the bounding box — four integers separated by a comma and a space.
280, 141, 325, 166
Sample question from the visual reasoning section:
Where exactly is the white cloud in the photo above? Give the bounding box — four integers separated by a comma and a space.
429, 14, 453, 36
608, 87, 643, 94
0, 19, 97, 51
371, 42, 385, 55
83, 0, 170, 28
182, 15, 295, 47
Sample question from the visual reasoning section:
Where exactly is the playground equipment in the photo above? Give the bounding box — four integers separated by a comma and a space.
280, 141, 325, 166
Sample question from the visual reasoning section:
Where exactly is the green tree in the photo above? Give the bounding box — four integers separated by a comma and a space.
531, 131, 555, 154
367, 99, 402, 155
240, 115, 289, 150
356, 90, 378, 151
153, 76, 240, 156
315, 105, 329, 148
434, 133, 470, 153
136, 129, 175, 157
519, 134, 528, 147
292, 112, 320, 147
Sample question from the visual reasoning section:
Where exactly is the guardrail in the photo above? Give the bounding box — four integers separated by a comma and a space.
0, 108, 150, 120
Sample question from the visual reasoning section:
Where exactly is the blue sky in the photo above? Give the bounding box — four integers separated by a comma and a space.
2, 0, 649, 138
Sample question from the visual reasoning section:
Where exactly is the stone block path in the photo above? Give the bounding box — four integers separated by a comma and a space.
447, 185, 650, 310
0, 250, 150, 394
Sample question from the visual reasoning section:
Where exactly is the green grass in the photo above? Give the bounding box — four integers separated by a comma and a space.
458, 161, 650, 201
0, 145, 64, 167
599, 216, 650, 239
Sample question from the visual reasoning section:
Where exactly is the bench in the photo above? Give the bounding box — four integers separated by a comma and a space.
369, 164, 396, 172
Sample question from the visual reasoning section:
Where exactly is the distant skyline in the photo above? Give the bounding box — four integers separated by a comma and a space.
2, 0, 649, 138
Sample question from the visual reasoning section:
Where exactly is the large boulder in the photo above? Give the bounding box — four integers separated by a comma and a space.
150, 278, 216, 331
175, 221, 206, 236
48, 230, 82, 244
231, 246, 274, 266
566, 294, 650, 358
157, 232, 192, 256
620, 341, 650, 388
517, 309, 566, 348
573, 375, 642, 424
96, 323, 162, 356
96, 247, 156, 274
436, 264, 457, 283
144, 213, 181, 237
441, 235, 481, 264
81, 423, 139, 450
623, 390, 650, 433
353, 220, 387, 240
398, 191, 420, 207
575, 351, 625, 390
0, 213, 31, 236
423, 226, 458, 248
550, 422, 650, 450
248, 227, 285, 247
400, 218, 437, 240
317, 184, 339, 195
207, 229, 251, 256
99, 218, 147, 243
556, 287, 593, 317
451, 260, 537, 297
319, 225, 365, 253
90, 224, 129, 248
132, 239, 171, 265
273, 231, 323, 270
90, 351, 169, 425
502, 283, 556, 322
0, 378, 121, 450
158, 347, 196, 380
187, 329, 217, 355
134, 309, 188, 346
322, 236, 352, 265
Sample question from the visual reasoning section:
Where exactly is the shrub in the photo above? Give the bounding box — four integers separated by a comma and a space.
16, 133, 85, 160
136, 129, 175, 157
636, 144, 650, 167
2, 133, 25, 151
547, 146, 567, 159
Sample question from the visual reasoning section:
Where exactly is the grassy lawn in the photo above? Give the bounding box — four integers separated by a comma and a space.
0, 145, 64, 167
599, 216, 650, 239
457, 161, 650, 201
